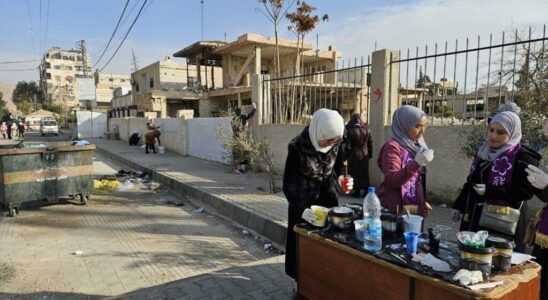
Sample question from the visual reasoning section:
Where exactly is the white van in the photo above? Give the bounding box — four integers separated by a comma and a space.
40, 118, 59, 136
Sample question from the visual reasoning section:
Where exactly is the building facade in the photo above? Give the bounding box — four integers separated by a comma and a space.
39, 47, 92, 110
131, 56, 222, 118
94, 71, 131, 112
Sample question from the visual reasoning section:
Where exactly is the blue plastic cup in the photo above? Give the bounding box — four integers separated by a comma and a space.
404, 232, 419, 255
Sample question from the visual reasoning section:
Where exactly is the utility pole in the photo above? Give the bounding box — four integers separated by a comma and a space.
80, 39, 93, 137
201, 0, 204, 40
131, 49, 139, 72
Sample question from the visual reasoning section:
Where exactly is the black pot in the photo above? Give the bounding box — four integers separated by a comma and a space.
343, 203, 363, 219
328, 208, 354, 232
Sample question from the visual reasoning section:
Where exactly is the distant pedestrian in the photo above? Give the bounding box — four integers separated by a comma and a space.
1, 122, 7, 139
345, 113, 373, 198
10, 122, 17, 140
17, 122, 25, 139
144, 130, 160, 154
146, 119, 161, 146
6, 119, 12, 139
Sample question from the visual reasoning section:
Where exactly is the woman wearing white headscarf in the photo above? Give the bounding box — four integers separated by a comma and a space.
283, 108, 352, 283
453, 111, 541, 239
377, 105, 434, 217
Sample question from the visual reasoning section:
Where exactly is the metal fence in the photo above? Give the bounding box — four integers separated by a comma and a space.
261, 58, 371, 124
260, 25, 547, 126
391, 25, 547, 126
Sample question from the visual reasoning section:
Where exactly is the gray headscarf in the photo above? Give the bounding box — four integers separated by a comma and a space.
391, 105, 428, 155
477, 111, 522, 161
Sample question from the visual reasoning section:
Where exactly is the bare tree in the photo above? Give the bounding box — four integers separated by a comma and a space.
286, 1, 328, 123
257, 0, 295, 123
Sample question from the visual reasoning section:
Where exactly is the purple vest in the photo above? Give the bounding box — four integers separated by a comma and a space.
470, 144, 520, 207
400, 147, 421, 206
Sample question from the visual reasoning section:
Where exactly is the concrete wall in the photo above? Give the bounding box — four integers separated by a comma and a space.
256, 124, 305, 174
187, 117, 231, 163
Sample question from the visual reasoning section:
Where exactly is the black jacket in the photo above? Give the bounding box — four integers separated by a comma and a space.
283, 126, 339, 280
453, 145, 541, 233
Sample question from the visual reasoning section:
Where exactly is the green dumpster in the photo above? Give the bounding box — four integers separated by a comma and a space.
0, 141, 95, 217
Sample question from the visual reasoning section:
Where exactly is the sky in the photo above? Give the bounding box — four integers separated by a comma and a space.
0, 0, 547, 84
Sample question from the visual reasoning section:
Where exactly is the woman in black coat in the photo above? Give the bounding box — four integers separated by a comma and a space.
345, 113, 373, 197
283, 108, 351, 283
453, 112, 541, 251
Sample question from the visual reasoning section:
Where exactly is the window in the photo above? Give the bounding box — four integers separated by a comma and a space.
54, 65, 61, 70
188, 76, 196, 88
109, 78, 114, 82
55, 75, 61, 81
120, 79, 126, 83
66, 76, 73, 82
65, 66, 72, 71
149, 78, 154, 88
136, 83, 140, 92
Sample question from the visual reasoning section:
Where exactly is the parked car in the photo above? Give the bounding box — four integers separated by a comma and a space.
40, 119, 59, 136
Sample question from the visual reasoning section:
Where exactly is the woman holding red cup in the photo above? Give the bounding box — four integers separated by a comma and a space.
283, 108, 352, 288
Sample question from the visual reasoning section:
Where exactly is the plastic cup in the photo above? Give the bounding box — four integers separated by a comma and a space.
404, 232, 419, 255
402, 214, 424, 234
354, 219, 365, 242
310, 205, 328, 227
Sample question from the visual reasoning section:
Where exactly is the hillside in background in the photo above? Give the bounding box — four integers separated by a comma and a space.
0, 82, 20, 115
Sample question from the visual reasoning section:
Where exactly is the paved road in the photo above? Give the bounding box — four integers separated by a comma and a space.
0, 150, 293, 299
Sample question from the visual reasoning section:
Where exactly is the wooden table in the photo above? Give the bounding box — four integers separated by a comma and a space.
295, 226, 540, 300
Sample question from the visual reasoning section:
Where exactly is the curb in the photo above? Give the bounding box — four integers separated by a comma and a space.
94, 146, 287, 249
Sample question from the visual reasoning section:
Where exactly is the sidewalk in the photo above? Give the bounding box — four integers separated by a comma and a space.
92, 138, 290, 247
91, 139, 465, 248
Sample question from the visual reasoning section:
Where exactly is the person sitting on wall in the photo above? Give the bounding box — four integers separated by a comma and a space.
232, 102, 257, 174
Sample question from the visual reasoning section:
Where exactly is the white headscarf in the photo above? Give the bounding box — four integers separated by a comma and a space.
477, 111, 522, 161
308, 109, 344, 153
391, 105, 428, 155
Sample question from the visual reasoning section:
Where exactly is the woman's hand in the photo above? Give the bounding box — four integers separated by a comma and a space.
473, 184, 486, 196
338, 175, 354, 194
526, 164, 548, 190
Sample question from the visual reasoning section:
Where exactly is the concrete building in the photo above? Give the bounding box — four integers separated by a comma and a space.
111, 87, 136, 118
131, 56, 222, 118
39, 47, 92, 111
174, 33, 365, 120
94, 71, 131, 113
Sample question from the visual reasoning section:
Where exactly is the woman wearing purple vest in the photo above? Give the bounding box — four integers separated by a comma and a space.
453, 112, 541, 240
377, 105, 434, 217
526, 159, 548, 299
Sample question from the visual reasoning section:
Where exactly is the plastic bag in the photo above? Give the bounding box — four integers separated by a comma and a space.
115, 180, 134, 192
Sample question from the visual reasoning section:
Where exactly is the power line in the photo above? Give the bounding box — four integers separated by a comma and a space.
93, 0, 130, 68
0, 67, 38, 72
43, 0, 51, 53
0, 59, 40, 64
26, 0, 36, 57
101, 0, 154, 57
92, 0, 140, 60
99, 0, 149, 72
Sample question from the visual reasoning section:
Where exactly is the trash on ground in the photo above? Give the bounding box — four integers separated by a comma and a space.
439, 204, 447, 208
149, 182, 160, 191
263, 241, 274, 253
242, 230, 250, 236
94, 179, 121, 191
73, 140, 90, 146
194, 207, 204, 213
73, 250, 83, 256
115, 180, 134, 192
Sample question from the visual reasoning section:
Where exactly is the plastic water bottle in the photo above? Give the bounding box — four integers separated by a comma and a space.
363, 186, 382, 251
